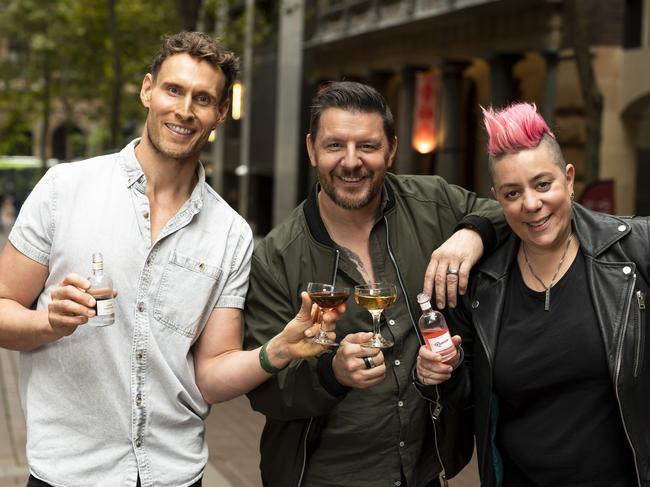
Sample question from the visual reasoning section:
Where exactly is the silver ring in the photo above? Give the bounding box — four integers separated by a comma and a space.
362, 356, 375, 369
446, 268, 459, 275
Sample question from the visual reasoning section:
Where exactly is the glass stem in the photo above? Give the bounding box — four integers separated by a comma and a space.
370, 310, 383, 338
317, 308, 327, 337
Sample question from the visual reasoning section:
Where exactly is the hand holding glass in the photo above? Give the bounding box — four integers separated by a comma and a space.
307, 282, 350, 347
354, 282, 398, 348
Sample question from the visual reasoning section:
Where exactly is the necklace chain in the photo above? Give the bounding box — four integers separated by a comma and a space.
522, 233, 574, 311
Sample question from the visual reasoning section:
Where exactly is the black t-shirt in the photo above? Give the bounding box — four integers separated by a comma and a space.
494, 250, 636, 487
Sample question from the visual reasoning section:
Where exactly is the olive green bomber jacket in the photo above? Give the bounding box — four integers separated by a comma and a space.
243, 172, 508, 487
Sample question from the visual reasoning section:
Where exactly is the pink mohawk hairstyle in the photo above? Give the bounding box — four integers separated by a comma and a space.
482, 103, 555, 159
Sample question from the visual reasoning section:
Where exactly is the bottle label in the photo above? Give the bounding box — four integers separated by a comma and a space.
96, 298, 114, 316
423, 329, 453, 353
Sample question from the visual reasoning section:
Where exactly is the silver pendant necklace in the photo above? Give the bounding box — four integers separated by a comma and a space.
522, 233, 574, 311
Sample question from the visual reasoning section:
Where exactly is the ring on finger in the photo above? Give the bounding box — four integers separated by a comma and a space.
362, 356, 375, 369
446, 268, 459, 276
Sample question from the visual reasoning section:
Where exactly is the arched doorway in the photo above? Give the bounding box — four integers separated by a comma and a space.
52, 123, 85, 161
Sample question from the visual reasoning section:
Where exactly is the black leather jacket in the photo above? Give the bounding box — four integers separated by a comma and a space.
447, 203, 650, 487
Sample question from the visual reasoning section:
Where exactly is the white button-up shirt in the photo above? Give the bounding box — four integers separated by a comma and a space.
9, 140, 253, 487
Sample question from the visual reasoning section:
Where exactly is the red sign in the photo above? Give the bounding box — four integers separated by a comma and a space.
412, 72, 439, 154
579, 180, 615, 214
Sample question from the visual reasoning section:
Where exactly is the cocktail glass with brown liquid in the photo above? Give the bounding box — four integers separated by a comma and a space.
307, 282, 350, 347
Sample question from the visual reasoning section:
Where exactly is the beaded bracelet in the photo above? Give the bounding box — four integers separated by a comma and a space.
259, 341, 288, 374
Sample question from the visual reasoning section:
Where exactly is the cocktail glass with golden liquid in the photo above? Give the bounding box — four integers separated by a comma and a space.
307, 282, 351, 347
354, 282, 398, 348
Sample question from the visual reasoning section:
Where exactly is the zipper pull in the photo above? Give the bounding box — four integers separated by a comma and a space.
432, 402, 443, 420
637, 290, 646, 310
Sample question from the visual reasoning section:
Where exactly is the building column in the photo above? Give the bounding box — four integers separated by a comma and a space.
437, 61, 468, 185
542, 51, 558, 126
365, 70, 392, 93
489, 53, 520, 108
480, 53, 521, 194
272, 0, 304, 226
396, 66, 424, 174
210, 121, 226, 195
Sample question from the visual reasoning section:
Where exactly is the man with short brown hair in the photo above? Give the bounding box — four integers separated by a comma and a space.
245, 81, 506, 487
0, 32, 336, 487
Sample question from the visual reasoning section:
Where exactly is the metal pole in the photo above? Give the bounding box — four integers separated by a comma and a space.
272, 0, 304, 225
238, 0, 254, 219
210, 0, 229, 195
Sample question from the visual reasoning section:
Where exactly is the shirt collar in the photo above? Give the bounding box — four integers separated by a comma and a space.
119, 138, 206, 211
303, 179, 395, 247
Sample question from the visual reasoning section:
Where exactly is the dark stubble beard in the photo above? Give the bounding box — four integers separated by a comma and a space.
318, 168, 386, 210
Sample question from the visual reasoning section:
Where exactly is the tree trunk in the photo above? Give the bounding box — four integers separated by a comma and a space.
40, 56, 51, 175
565, 0, 603, 186
108, 0, 123, 150
176, 0, 203, 30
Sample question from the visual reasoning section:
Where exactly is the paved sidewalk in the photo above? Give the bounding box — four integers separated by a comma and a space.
0, 348, 27, 487
0, 227, 478, 487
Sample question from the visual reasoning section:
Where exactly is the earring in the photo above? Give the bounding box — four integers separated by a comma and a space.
570, 192, 575, 200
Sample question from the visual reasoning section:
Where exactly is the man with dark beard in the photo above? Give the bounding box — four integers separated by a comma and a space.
244, 81, 507, 487
0, 32, 343, 487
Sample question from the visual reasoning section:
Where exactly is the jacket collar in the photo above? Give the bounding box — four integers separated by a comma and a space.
570, 202, 630, 257
302, 176, 397, 248
477, 202, 631, 280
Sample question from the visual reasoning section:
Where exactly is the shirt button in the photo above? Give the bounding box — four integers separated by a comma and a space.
623, 266, 632, 275
388, 319, 396, 326
135, 438, 142, 448
394, 359, 401, 366
137, 302, 145, 312
618, 224, 627, 232
471, 300, 479, 309
398, 400, 404, 407
399, 441, 405, 448
394, 481, 402, 487
143, 210, 150, 219
135, 350, 143, 360
135, 394, 142, 406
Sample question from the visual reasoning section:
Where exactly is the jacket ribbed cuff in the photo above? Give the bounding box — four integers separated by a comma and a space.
317, 352, 351, 397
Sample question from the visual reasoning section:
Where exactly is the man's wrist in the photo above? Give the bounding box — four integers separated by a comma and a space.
259, 338, 290, 374
448, 345, 464, 370
317, 352, 350, 396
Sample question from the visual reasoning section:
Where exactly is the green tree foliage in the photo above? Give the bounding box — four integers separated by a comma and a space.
0, 0, 271, 161
0, 0, 183, 158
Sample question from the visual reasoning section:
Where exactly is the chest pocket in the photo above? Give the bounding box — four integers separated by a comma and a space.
154, 251, 222, 338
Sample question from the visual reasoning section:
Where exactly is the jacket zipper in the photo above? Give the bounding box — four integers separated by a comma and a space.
385, 219, 448, 486
296, 417, 314, 487
614, 275, 642, 487
634, 290, 645, 379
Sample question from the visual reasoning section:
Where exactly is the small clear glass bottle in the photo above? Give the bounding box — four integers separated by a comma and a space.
87, 253, 115, 327
417, 293, 455, 361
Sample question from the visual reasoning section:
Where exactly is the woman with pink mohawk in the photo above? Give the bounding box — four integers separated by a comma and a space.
418, 102, 649, 486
